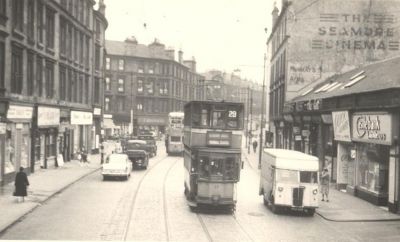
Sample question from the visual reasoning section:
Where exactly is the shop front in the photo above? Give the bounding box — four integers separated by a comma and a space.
59, 108, 73, 163
71, 110, 93, 156
137, 116, 167, 135
3, 104, 33, 183
33, 106, 60, 169
351, 112, 396, 206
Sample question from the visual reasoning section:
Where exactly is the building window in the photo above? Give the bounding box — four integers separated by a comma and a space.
117, 97, 125, 112
85, 36, 90, 67
27, 52, 35, 96
36, 56, 43, 96
159, 80, 168, 95
95, 44, 100, 70
12, 0, 24, 33
137, 79, 143, 93
118, 59, 124, 70
105, 97, 110, 111
138, 63, 144, 73
95, 19, 101, 40
11, 45, 23, 94
46, 8, 55, 49
86, 4, 90, 26
136, 101, 143, 111
79, 33, 84, 64
148, 64, 154, 74
67, 24, 73, 59
0, 0, 6, 17
59, 66, 66, 100
78, 74, 83, 103
118, 78, 124, 92
27, 0, 35, 41
60, 18, 67, 55
84, 75, 89, 104
94, 77, 100, 103
37, 1, 43, 43
45, 133, 57, 157
145, 80, 154, 95
74, 28, 78, 62
105, 57, 110, 70
0, 42, 4, 88
45, 60, 54, 98
105, 77, 111, 91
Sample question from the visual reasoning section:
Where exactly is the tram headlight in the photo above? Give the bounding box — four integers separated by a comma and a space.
313, 189, 318, 195
278, 187, 284, 192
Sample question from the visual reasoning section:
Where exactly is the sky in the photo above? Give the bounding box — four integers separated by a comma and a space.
103, 0, 278, 83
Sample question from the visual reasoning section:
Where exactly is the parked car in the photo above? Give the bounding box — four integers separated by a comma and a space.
102, 153, 132, 180
124, 140, 150, 169
138, 135, 157, 157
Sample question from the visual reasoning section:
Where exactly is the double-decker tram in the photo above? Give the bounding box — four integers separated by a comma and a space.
183, 101, 244, 211
165, 112, 184, 155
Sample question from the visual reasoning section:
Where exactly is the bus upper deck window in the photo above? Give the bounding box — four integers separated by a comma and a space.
212, 111, 225, 128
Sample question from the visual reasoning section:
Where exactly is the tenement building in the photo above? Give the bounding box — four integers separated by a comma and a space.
267, 0, 400, 168
104, 37, 204, 137
0, 0, 107, 185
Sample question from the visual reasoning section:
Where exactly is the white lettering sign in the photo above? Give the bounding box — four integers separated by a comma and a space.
7, 105, 33, 120
71, 111, 93, 125
332, 111, 351, 142
38, 106, 60, 127
352, 112, 393, 145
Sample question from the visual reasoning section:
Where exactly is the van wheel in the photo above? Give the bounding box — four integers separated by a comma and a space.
270, 196, 280, 214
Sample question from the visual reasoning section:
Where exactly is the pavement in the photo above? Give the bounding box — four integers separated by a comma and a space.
243, 141, 400, 222
0, 141, 119, 234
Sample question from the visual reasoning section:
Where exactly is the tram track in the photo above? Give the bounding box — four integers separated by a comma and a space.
122, 155, 171, 241
162, 159, 179, 241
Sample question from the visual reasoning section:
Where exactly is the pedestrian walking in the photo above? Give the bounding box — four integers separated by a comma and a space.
81, 146, 89, 165
14, 167, 29, 203
321, 168, 330, 202
252, 139, 258, 154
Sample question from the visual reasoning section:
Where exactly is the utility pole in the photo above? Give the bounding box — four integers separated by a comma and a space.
258, 53, 267, 169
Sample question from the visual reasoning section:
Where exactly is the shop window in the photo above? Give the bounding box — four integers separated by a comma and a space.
5, 129, 16, 174
356, 143, 389, 194
46, 133, 56, 157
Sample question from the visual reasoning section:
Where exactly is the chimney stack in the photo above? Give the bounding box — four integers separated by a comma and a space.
178, 50, 183, 63
272, 2, 279, 26
99, 0, 106, 15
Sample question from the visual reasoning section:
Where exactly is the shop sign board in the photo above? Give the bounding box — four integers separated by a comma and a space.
332, 111, 351, 142
38, 106, 60, 127
138, 117, 166, 125
7, 105, 33, 120
71, 111, 93, 125
351, 112, 394, 145
93, 108, 102, 116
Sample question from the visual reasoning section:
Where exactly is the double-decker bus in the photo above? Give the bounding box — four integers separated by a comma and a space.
165, 112, 184, 155
183, 101, 244, 211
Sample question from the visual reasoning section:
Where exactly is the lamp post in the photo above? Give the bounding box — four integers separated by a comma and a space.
258, 53, 267, 169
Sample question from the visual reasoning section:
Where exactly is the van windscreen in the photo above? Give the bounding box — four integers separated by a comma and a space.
276, 169, 298, 183
300, 171, 318, 184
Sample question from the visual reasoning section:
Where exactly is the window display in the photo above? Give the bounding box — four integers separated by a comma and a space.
356, 143, 389, 194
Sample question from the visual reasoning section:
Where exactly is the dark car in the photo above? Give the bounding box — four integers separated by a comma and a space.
124, 140, 149, 169
138, 135, 157, 157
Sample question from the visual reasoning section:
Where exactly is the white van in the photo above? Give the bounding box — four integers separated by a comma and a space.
259, 149, 319, 215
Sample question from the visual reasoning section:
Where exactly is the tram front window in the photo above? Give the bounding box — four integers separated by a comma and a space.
198, 154, 239, 181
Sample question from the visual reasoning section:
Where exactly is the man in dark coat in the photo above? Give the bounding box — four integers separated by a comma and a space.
14, 167, 29, 202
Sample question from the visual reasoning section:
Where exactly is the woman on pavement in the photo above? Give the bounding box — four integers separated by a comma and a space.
14, 167, 30, 203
